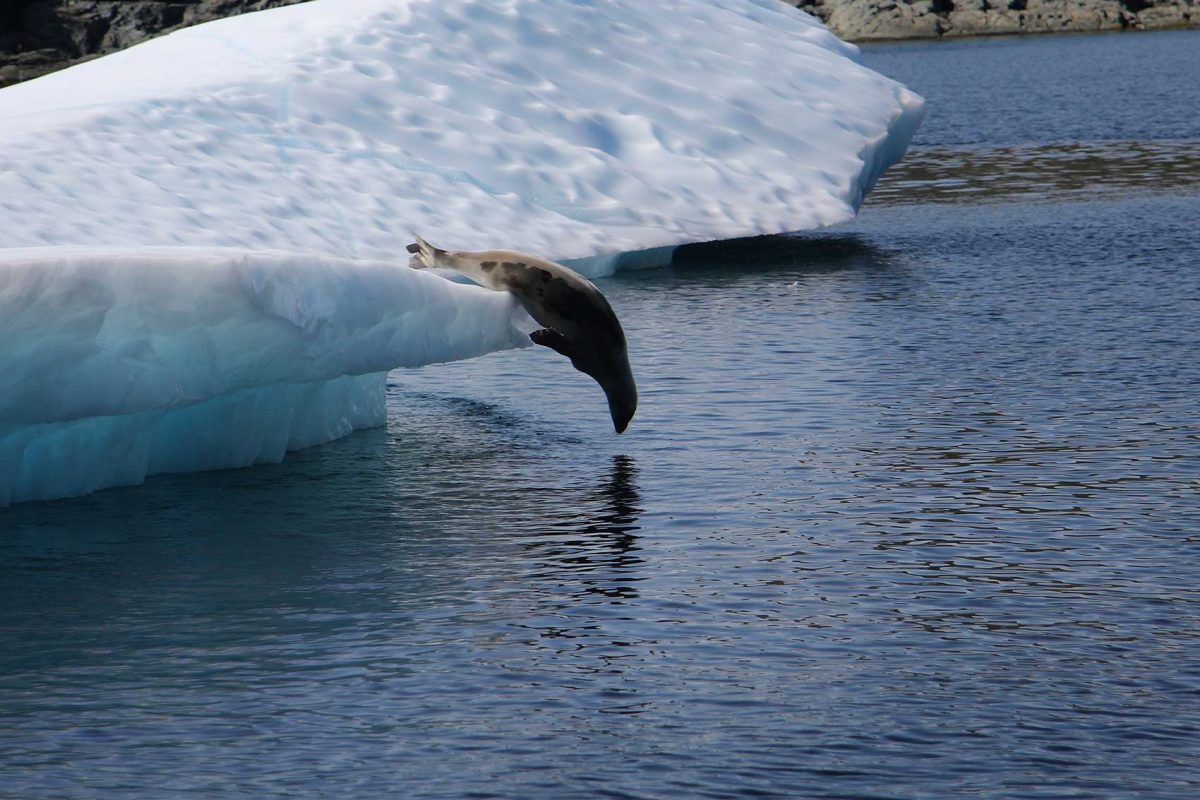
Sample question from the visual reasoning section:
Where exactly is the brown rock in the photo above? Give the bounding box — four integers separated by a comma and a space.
1136, 0, 1192, 27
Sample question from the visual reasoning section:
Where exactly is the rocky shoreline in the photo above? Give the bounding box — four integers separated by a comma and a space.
787, 0, 1195, 41
1, 0, 1197, 88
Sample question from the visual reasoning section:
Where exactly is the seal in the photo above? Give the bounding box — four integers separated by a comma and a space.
407, 236, 637, 433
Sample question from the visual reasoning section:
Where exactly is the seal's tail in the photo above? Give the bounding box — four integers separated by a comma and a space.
406, 235, 446, 269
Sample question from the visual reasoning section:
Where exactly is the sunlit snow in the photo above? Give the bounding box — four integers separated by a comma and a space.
0, 0, 923, 503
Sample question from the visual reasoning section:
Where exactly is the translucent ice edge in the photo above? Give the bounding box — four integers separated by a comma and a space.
3, 372, 385, 505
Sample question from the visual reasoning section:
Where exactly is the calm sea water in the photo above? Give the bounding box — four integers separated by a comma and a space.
3, 30, 1199, 800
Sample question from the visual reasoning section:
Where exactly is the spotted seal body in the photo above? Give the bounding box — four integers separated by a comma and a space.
408, 236, 637, 433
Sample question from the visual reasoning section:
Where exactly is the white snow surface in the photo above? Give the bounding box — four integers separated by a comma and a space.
0, 0, 923, 262
0, 0, 924, 503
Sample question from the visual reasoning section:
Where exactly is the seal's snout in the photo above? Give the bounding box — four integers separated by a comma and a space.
606, 388, 637, 434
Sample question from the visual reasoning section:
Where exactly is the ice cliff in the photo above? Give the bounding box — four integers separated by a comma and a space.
0, 0, 924, 504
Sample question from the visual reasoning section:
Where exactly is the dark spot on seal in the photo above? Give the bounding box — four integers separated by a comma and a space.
501, 261, 525, 272
405, 243, 420, 254
480, 260, 497, 272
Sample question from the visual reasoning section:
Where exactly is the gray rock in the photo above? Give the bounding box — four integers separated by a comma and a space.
823, 0, 944, 39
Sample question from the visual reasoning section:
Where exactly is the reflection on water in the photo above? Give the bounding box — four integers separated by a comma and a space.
521, 455, 644, 602
871, 140, 1200, 206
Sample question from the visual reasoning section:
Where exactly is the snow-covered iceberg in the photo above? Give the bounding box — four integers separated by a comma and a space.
0, 0, 923, 503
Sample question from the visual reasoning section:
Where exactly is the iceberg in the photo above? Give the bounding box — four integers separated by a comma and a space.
0, 0, 923, 504
0, 248, 531, 504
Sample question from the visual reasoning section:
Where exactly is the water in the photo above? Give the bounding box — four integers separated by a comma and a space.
3, 30, 1199, 800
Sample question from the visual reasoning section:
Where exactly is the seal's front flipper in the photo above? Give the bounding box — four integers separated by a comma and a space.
530, 328, 574, 358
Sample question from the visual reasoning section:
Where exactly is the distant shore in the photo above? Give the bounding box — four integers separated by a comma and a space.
1, 0, 1197, 87
786, 0, 1194, 42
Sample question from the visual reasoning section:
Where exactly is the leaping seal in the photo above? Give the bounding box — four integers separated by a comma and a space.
407, 236, 638, 434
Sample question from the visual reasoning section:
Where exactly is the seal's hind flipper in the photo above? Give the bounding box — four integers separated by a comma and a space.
407, 235, 446, 268
530, 328, 574, 358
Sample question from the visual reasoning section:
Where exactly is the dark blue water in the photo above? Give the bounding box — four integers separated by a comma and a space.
3, 30, 1199, 800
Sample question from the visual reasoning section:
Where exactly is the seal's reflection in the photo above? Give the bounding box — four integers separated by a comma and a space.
522, 455, 644, 602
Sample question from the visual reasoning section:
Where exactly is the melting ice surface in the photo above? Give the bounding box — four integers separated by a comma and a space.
0, 0, 923, 504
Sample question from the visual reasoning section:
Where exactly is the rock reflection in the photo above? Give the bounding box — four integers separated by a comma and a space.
869, 139, 1200, 207
521, 455, 644, 602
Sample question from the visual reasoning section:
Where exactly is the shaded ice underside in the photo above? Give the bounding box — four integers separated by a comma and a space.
0, 0, 923, 503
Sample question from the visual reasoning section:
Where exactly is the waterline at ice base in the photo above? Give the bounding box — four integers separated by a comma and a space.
0, 0, 923, 505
